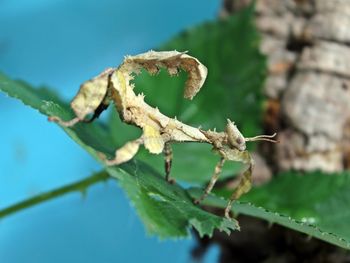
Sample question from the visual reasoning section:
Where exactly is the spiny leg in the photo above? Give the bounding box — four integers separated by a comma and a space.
194, 157, 225, 204
224, 164, 252, 219
163, 142, 175, 183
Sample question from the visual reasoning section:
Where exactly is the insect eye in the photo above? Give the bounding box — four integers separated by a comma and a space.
236, 138, 243, 145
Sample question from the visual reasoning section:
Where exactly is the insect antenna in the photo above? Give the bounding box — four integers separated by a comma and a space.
245, 133, 278, 143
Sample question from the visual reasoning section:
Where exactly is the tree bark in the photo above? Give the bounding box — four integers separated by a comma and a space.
223, 0, 350, 174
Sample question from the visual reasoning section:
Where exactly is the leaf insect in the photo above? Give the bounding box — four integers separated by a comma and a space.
49, 50, 277, 219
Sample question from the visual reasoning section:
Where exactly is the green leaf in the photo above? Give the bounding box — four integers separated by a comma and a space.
206, 171, 350, 249
2, 6, 350, 249
0, 72, 238, 237
188, 187, 350, 250
109, 163, 238, 237
109, 6, 266, 183
243, 171, 350, 247
3, 75, 350, 248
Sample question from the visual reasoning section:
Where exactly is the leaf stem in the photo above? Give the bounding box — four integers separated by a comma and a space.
0, 171, 110, 219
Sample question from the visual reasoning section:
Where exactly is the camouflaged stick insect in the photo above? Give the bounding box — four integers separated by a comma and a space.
49, 50, 277, 219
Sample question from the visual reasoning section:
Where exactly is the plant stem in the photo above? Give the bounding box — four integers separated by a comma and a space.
0, 171, 110, 219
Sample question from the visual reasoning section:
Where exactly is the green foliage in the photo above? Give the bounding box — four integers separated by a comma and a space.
189, 187, 350, 249
110, 163, 239, 237
242, 172, 350, 248
203, 171, 350, 249
2, 5, 350, 250
2, 74, 350, 250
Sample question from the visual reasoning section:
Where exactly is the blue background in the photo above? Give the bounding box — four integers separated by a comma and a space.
0, 0, 221, 262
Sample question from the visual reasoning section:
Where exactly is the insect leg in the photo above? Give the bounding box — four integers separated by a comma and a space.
81, 101, 110, 123
224, 164, 252, 219
98, 137, 143, 166
163, 142, 174, 183
194, 157, 225, 204
48, 99, 110, 127
48, 116, 81, 127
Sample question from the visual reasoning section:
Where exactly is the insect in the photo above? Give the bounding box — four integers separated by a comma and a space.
49, 50, 276, 219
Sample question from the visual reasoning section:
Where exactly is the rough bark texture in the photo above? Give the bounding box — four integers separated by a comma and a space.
223, 0, 350, 174
193, 0, 350, 261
